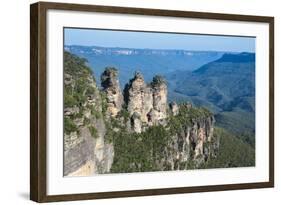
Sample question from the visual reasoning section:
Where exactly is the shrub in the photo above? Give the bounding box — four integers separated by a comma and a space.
89, 126, 98, 138
91, 106, 102, 119
151, 75, 167, 87
64, 117, 77, 134
64, 93, 77, 108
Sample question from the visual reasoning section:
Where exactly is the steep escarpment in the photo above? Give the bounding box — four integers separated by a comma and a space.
64, 52, 114, 176
64, 51, 221, 176
108, 104, 218, 172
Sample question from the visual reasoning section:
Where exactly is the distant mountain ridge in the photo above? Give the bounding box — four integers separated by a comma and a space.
215, 52, 255, 63
65, 45, 227, 56
166, 52, 255, 135
65, 45, 225, 87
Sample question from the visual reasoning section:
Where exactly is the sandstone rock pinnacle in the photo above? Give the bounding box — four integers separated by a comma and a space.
124, 72, 168, 132
101, 67, 124, 117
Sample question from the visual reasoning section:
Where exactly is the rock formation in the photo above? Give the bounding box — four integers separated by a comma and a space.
144, 107, 217, 170
150, 75, 168, 125
124, 72, 168, 132
169, 102, 179, 116
101, 67, 124, 117
124, 71, 153, 123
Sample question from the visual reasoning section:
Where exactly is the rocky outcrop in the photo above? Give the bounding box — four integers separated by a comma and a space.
170, 116, 217, 169
101, 67, 124, 117
150, 75, 168, 125
124, 72, 168, 132
124, 72, 153, 124
169, 102, 179, 116
63, 52, 114, 176
144, 107, 217, 171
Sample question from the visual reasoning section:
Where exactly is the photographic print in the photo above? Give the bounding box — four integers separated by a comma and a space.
30, 2, 274, 202
63, 28, 256, 176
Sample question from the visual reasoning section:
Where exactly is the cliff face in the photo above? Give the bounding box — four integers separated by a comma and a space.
165, 115, 217, 170
108, 103, 218, 172
64, 51, 219, 175
63, 52, 114, 176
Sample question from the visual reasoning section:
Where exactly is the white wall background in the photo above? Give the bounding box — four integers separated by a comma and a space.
0, 0, 279, 204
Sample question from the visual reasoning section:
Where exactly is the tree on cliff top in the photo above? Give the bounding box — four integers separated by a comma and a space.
151, 75, 167, 87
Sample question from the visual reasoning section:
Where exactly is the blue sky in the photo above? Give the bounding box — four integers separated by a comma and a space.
64, 28, 255, 52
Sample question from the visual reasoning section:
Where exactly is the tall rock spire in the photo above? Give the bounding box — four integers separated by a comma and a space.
150, 75, 168, 124
124, 72, 168, 132
101, 67, 124, 117
124, 71, 153, 122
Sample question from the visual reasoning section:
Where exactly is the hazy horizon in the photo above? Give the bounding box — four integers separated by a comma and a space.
65, 44, 256, 54
64, 28, 256, 53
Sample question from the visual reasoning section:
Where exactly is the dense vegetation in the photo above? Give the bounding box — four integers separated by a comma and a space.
64, 51, 98, 135
110, 125, 170, 173
107, 105, 254, 173
215, 109, 255, 147
202, 127, 255, 168
168, 105, 212, 132
109, 106, 210, 173
64, 51, 95, 107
